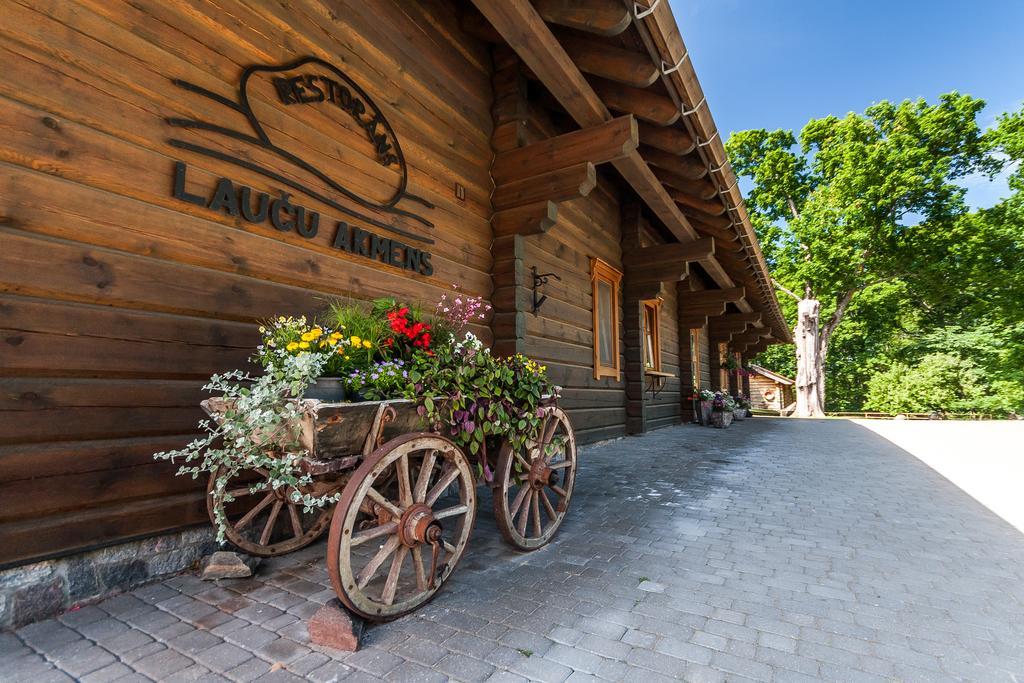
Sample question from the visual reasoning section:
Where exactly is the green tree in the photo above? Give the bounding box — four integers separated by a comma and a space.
864, 352, 985, 414
727, 93, 993, 416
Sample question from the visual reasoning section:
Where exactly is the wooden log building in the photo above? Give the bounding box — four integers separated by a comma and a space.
0, 0, 787, 570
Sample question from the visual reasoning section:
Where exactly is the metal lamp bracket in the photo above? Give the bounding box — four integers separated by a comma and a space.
531, 266, 561, 315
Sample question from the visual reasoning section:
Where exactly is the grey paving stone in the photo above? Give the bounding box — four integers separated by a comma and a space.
433, 652, 496, 682
13, 420, 1024, 682
344, 647, 404, 677
79, 661, 135, 682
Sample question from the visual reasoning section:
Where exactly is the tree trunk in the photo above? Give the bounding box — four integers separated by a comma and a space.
794, 299, 826, 417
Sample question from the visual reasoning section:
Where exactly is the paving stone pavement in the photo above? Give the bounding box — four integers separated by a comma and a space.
5, 418, 1024, 682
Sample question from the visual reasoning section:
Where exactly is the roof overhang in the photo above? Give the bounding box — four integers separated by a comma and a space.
466, 0, 791, 343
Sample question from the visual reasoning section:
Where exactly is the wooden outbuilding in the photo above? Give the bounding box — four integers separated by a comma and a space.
748, 365, 796, 412
0, 1, 786, 569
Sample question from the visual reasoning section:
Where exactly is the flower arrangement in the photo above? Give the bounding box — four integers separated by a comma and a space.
698, 388, 715, 402
154, 287, 557, 541
154, 352, 340, 542
711, 391, 737, 412
407, 334, 554, 478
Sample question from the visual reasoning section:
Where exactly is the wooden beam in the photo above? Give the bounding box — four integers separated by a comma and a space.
668, 188, 726, 216
491, 115, 637, 184
690, 218, 738, 242
535, 0, 632, 36
491, 201, 558, 237
590, 78, 680, 127
471, 0, 748, 305
720, 312, 763, 325
557, 33, 658, 88
683, 287, 745, 307
682, 208, 732, 230
641, 145, 707, 179
627, 262, 690, 286
492, 162, 597, 209
651, 167, 716, 199
622, 237, 714, 268
639, 122, 696, 156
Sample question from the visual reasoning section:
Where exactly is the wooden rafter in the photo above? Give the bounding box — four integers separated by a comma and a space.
470, 0, 750, 310
491, 115, 637, 184
638, 121, 696, 156
492, 162, 597, 210
535, 0, 632, 36
589, 78, 680, 126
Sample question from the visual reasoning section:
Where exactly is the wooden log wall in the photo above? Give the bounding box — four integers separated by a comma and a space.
0, 0, 494, 567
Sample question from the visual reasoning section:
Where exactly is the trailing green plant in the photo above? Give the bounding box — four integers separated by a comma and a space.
153, 352, 340, 543
405, 333, 556, 476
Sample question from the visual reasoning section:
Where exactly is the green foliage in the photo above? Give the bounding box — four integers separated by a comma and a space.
864, 353, 985, 414
409, 335, 555, 461
153, 353, 340, 543
736, 95, 1024, 415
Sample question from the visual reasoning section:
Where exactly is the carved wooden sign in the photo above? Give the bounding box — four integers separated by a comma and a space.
166, 56, 434, 275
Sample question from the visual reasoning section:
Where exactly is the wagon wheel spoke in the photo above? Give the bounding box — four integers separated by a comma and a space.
288, 503, 304, 539
413, 449, 437, 503
412, 546, 427, 592
443, 540, 457, 555
531, 490, 542, 536
227, 486, 261, 498
260, 500, 284, 546
234, 492, 275, 531
514, 452, 533, 471
433, 504, 470, 520
516, 492, 531, 536
382, 546, 408, 606
356, 535, 401, 589
396, 453, 413, 508
366, 487, 404, 518
351, 521, 398, 547
550, 485, 568, 499
425, 464, 460, 506
509, 485, 530, 519
548, 461, 572, 470
540, 489, 558, 521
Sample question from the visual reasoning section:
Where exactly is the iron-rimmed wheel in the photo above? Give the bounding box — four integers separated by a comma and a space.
494, 406, 577, 550
206, 466, 335, 556
327, 433, 476, 621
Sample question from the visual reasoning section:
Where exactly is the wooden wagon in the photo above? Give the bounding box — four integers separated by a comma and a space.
201, 397, 577, 620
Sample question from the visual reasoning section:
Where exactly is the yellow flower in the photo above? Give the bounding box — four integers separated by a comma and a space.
327, 337, 339, 345
300, 332, 315, 342
259, 326, 266, 333
286, 342, 299, 351
362, 340, 372, 349
344, 355, 350, 360
310, 328, 323, 338
330, 332, 343, 341
350, 335, 362, 346
299, 341, 310, 349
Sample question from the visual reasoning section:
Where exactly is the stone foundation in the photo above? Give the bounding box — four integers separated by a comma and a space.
0, 527, 216, 630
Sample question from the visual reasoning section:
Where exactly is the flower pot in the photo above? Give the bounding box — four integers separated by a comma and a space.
304, 377, 347, 402
733, 408, 745, 421
711, 411, 733, 429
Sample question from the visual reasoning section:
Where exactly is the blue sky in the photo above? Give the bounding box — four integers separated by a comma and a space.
670, 0, 1024, 209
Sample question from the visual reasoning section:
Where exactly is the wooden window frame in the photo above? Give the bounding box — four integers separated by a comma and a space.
641, 298, 663, 372
689, 328, 702, 391
718, 342, 729, 391
590, 257, 623, 380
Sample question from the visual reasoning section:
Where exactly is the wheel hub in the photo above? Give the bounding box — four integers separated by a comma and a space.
398, 503, 443, 548
528, 457, 553, 490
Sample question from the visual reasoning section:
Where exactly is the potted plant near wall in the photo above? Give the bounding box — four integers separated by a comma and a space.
695, 388, 715, 425
710, 391, 735, 429
732, 394, 750, 421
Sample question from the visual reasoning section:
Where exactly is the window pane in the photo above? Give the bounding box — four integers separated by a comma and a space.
597, 280, 614, 366
644, 306, 656, 368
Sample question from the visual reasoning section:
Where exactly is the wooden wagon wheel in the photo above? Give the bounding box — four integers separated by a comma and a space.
327, 433, 476, 620
207, 466, 336, 557
494, 406, 578, 551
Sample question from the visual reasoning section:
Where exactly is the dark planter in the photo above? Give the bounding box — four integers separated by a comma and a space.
711, 410, 734, 429
694, 399, 713, 425
304, 377, 347, 402
732, 408, 745, 421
